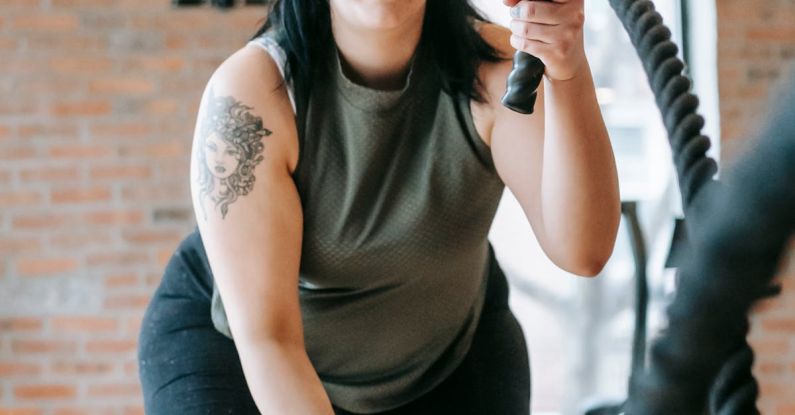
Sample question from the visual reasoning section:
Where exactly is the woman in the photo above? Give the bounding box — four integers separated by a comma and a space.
137, 0, 621, 413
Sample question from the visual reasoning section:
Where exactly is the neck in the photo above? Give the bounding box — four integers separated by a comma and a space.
330, 7, 425, 90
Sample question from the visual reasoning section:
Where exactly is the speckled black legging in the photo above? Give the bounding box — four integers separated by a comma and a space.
137, 230, 531, 414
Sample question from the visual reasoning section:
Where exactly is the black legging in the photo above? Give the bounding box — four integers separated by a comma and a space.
137, 229, 531, 414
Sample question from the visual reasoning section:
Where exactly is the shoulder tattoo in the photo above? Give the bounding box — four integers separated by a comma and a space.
196, 86, 273, 220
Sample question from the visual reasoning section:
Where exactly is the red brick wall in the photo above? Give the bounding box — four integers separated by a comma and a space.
717, 1, 795, 414
0, 1, 264, 413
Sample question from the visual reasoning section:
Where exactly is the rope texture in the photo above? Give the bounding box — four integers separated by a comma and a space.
606, 1, 793, 413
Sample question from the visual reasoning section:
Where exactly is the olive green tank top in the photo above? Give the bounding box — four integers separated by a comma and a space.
210, 30, 506, 413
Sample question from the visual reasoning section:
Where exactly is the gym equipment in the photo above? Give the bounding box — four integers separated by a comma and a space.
503, 1, 790, 413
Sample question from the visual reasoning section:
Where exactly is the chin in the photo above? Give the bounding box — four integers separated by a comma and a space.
332, 0, 426, 31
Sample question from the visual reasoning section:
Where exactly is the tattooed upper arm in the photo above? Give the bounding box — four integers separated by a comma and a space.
194, 87, 272, 220
190, 45, 299, 222
188, 47, 305, 344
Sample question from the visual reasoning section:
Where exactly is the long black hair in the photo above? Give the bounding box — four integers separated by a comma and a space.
248, 1, 505, 106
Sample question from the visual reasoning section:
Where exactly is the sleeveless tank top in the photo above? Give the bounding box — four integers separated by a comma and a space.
208, 29, 507, 413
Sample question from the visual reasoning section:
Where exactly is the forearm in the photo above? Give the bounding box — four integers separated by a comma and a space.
236, 338, 335, 415
540, 62, 620, 275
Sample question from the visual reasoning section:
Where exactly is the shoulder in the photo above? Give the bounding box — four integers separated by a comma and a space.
199, 40, 299, 174
471, 22, 517, 146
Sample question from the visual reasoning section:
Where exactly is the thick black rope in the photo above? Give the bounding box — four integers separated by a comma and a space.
625, 71, 794, 414
602, 0, 792, 413
607, 0, 720, 215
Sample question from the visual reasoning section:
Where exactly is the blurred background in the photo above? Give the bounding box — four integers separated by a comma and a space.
0, 0, 794, 413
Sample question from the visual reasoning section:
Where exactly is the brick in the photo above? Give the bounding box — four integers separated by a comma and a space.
0, 317, 43, 331
15, 257, 79, 276
19, 166, 80, 182
0, 362, 42, 377
122, 229, 182, 244
747, 28, 795, 42
143, 98, 179, 115
0, 37, 19, 51
146, 271, 164, 287
48, 56, 113, 74
123, 360, 138, 375
125, 314, 142, 335
757, 361, 787, 377
83, 209, 144, 225
12, 213, 76, 230
156, 247, 174, 268
11, 339, 78, 354
50, 231, 113, 249
86, 382, 141, 398
51, 187, 112, 204
118, 141, 187, 158
84, 338, 137, 354
0, 408, 44, 415
164, 34, 188, 50
86, 251, 148, 267
121, 183, 190, 203
0, 237, 42, 254
89, 165, 151, 180
0, 191, 43, 208
750, 338, 792, 355
104, 273, 139, 288
50, 100, 111, 117
52, 408, 116, 415
0, 146, 37, 160
89, 77, 155, 95
126, 56, 185, 73
152, 207, 193, 223
0, 0, 42, 6
48, 143, 114, 158
51, 316, 118, 332
103, 293, 151, 310
50, 360, 114, 375
12, 15, 79, 31
27, 34, 106, 51
0, 169, 10, 183
89, 122, 152, 138
78, 13, 127, 31
762, 318, 795, 333
52, 0, 115, 7
778, 403, 795, 415
13, 79, 86, 97
0, 58, 43, 75
14, 384, 77, 400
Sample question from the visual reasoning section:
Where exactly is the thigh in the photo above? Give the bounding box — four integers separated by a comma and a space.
443, 306, 532, 415
137, 230, 259, 414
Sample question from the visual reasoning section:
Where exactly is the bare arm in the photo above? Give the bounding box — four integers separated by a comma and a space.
190, 46, 334, 414
477, 23, 621, 277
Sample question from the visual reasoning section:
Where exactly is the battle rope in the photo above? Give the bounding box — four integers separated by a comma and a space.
625, 69, 794, 414
609, 1, 789, 413
501, 0, 789, 413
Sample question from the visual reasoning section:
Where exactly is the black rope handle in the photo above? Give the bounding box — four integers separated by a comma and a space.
501, 51, 545, 114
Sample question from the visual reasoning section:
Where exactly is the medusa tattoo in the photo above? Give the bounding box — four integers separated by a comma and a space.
196, 87, 272, 220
